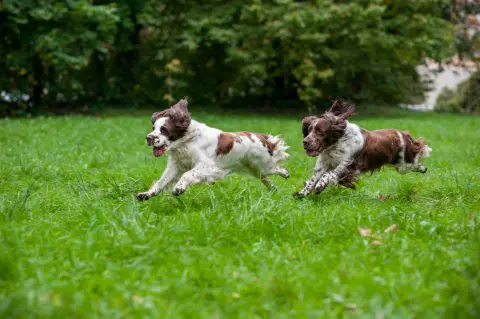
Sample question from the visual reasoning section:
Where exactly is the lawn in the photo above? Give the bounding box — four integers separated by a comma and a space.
0, 110, 479, 318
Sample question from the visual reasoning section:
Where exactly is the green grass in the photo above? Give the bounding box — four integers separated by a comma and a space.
0, 111, 479, 318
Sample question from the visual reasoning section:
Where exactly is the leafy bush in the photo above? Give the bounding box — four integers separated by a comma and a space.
0, 0, 118, 115
0, 0, 455, 114
435, 71, 480, 113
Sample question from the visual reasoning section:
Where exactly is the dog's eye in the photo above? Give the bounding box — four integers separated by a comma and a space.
160, 126, 169, 136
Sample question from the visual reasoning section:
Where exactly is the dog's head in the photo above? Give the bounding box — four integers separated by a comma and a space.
146, 98, 191, 157
302, 99, 356, 157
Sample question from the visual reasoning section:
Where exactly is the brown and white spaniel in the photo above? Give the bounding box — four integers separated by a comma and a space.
136, 98, 289, 200
294, 99, 432, 197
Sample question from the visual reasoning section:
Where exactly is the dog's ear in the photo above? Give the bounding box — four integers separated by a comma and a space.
302, 116, 316, 137
165, 97, 191, 140
328, 99, 356, 120
171, 97, 189, 113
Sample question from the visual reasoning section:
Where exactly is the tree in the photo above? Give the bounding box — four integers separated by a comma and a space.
0, 0, 117, 113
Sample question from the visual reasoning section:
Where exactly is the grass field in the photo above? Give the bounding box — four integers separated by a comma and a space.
0, 110, 479, 318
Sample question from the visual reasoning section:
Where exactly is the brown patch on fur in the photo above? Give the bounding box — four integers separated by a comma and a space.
232, 132, 277, 156
216, 131, 278, 156
254, 133, 277, 156
236, 132, 255, 142
151, 98, 191, 141
216, 133, 235, 156
353, 129, 402, 172
401, 132, 425, 163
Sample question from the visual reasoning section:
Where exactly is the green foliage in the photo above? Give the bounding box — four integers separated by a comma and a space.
1, 112, 479, 317
140, 0, 454, 107
1, 0, 455, 113
436, 71, 480, 113
0, 0, 117, 113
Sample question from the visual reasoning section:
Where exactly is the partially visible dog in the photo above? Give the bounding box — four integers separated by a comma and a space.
136, 98, 290, 200
293, 99, 432, 197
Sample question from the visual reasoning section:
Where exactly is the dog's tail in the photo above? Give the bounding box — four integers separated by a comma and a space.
267, 135, 290, 163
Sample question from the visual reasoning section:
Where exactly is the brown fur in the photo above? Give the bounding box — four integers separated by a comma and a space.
216, 133, 235, 156
236, 132, 255, 142
216, 132, 277, 156
151, 98, 191, 141
301, 99, 428, 191
254, 133, 277, 156
354, 129, 402, 172
339, 129, 426, 188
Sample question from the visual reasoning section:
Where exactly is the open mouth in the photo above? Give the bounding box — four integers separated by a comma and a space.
153, 145, 167, 157
305, 148, 321, 157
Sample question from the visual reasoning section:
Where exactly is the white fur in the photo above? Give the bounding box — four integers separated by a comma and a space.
138, 119, 289, 198
394, 131, 431, 174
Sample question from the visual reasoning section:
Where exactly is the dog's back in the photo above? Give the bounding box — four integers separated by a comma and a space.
215, 131, 289, 176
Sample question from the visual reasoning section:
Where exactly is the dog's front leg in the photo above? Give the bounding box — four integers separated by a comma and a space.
136, 158, 178, 200
172, 165, 227, 196
314, 161, 350, 194
293, 161, 326, 198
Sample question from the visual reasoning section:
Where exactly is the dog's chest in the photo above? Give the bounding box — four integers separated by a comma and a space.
171, 146, 196, 170
321, 146, 348, 168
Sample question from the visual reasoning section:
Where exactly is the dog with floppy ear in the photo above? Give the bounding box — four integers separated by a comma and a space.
294, 99, 432, 197
136, 98, 290, 200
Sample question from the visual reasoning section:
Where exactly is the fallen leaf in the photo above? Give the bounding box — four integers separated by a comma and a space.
371, 240, 382, 246
384, 224, 398, 233
232, 292, 240, 299
132, 296, 144, 304
358, 228, 372, 237
346, 303, 357, 311
379, 194, 388, 201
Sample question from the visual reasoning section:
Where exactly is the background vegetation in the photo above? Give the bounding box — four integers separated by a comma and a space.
436, 70, 480, 113
1, 0, 458, 115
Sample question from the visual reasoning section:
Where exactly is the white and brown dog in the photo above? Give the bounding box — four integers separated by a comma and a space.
136, 98, 290, 200
294, 99, 432, 198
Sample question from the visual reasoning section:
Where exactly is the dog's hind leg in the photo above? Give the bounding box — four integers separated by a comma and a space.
263, 167, 290, 179
261, 175, 277, 191
338, 168, 360, 189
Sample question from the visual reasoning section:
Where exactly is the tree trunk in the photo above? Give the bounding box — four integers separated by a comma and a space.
32, 53, 44, 110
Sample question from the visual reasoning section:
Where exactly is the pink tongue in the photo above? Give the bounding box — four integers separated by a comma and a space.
154, 146, 166, 157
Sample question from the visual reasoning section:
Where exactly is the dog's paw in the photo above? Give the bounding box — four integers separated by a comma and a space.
136, 192, 151, 201
278, 168, 290, 179
172, 187, 185, 196
314, 184, 327, 194
292, 191, 305, 199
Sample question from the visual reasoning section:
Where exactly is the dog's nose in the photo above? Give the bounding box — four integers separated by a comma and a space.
303, 140, 310, 148
146, 135, 154, 145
